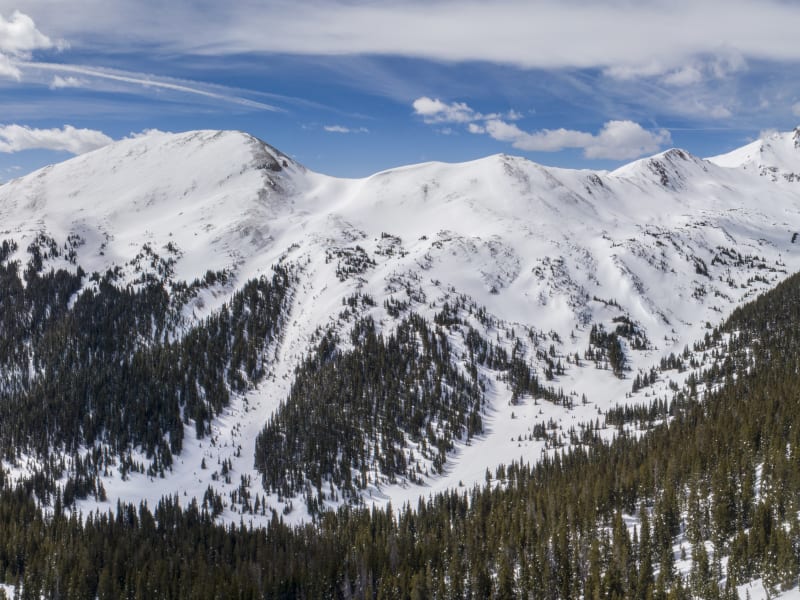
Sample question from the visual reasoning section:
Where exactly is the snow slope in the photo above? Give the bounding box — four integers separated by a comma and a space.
2, 128, 800, 527
708, 127, 800, 183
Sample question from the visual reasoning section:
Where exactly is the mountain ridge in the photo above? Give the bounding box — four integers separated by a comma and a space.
708, 126, 800, 182
1, 127, 800, 527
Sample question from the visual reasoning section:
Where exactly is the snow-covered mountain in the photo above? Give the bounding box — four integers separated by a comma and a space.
2, 127, 800, 525
708, 126, 800, 183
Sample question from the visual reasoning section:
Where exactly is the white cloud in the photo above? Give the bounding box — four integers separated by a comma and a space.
792, 102, 800, 117
680, 99, 734, 120
606, 50, 747, 86
709, 50, 747, 79
708, 105, 733, 119
0, 124, 113, 154
0, 10, 52, 56
0, 10, 55, 80
0, 11, 286, 112
128, 128, 169, 138
483, 119, 594, 152
323, 125, 368, 133
419, 95, 671, 159
0, 53, 18, 78
26, 62, 282, 112
413, 97, 521, 125
471, 117, 670, 160
412, 97, 478, 124
49, 75, 84, 89
604, 61, 668, 82
422, 96, 671, 160
662, 66, 704, 87
17, 1, 800, 75
583, 121, 671, 160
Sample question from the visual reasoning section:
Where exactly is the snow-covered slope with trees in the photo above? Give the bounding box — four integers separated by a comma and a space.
1, 127, 800, 527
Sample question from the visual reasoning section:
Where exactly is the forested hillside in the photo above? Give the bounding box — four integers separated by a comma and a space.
0, 236, 293, 501
2, 260, 800, 597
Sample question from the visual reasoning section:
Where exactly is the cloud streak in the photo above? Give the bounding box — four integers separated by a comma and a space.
324, 125, 368, 133
24, 62, 282, 111
0, 11, 285, 112
0, 124, 113, 154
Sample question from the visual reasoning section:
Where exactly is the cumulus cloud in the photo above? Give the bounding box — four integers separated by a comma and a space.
482, 120, 593, 152
412, 97, 520, 125
128, 128, 169, 138
582, 121, 671, 159
0, 10, 55, 79
792, 102, 800, 117
0, 124, 113, 154
415, 97, 670, 159
0, 10, 53, 55
323, 125, 369, 133
475, 118, 670, 160
413, 97, 479, 124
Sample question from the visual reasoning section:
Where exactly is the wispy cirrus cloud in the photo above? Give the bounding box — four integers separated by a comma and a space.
12, 1, 800, 80
25, 62, 283, 111
0, 10, 291, 114
0, 123, 113, 154
605, 49, 748, 83
324, 124, 368, 133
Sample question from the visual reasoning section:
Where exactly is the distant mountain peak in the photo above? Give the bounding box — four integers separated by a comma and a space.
708, 127, 800, 183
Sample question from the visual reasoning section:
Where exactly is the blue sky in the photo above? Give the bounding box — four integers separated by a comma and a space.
0, 1, 799, 180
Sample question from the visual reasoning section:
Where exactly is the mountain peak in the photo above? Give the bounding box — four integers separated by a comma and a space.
0, 129, 308, 282
707, 127, 800, 183
609, 146, 709, 189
